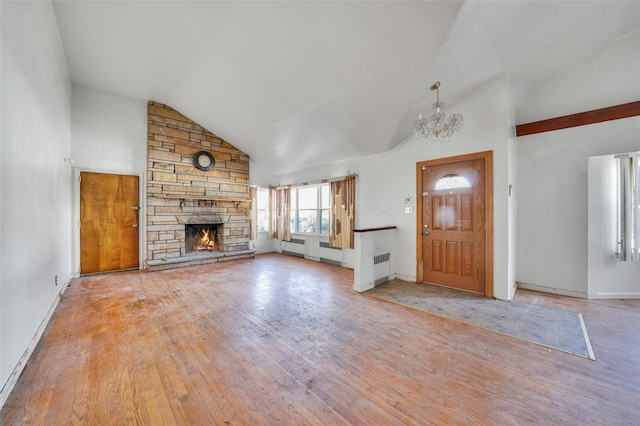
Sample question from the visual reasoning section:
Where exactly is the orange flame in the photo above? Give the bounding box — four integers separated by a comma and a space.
194, 228, 216, 252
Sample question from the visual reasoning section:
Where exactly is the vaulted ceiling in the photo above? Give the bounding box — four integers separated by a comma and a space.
52, 1, 640, 175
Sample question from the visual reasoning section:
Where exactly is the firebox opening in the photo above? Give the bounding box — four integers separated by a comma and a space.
185, 224, 223, 255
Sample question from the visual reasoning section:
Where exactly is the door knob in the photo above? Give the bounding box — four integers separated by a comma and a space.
133, 224, 138, 228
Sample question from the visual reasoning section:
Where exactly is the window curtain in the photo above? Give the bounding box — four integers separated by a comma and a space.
272, 186, 291, 241
250, 186, 257, 241
330, 175, 356, 249
268, 186, 274, 238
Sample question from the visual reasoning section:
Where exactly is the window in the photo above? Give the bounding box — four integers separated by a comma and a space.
256, 188, 269, 232
434, 173, 471, 190
616, 154, 640, 261
290, 184, 330, 234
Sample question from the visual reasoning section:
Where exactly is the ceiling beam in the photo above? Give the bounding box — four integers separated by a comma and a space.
516, 101, 640, 137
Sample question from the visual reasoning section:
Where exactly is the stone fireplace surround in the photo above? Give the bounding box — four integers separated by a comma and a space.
145, 102, 254, 271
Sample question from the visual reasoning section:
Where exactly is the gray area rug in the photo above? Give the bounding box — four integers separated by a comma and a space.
365, 280, 595, 360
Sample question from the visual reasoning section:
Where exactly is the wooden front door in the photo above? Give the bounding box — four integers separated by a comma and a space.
80, 172, 139, 274
417, 152, 492, 295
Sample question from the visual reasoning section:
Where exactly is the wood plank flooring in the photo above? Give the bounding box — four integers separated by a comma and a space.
2, 253, 639, 424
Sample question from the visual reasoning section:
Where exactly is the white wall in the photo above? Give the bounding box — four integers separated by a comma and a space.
0, 1, 3, 394
277, 76, 514, 300
71, 86, 147, 174
506, 75, 518, 301
249, 159, 275, 187
516, 32, 640, 298
69, 87, 147, 273
507, 137, 518, 300
1, 0, 72, 398
588, 155, 640, 298
253, 232, 275, 254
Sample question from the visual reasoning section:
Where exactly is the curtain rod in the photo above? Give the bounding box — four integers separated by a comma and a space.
272, 172, 357, 189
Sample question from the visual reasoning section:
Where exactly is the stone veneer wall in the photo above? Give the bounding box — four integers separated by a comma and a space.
146, 101, 251, 261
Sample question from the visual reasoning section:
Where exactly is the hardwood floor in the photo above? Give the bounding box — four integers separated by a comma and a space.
2, 253, 639, 424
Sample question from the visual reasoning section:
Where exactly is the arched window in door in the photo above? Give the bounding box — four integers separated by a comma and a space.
434, 173, 471, 190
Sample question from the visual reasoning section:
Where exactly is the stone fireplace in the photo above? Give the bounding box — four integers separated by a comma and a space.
145, 102, 254, 270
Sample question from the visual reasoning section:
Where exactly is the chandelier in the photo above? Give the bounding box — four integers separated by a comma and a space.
413, 81, 463, 143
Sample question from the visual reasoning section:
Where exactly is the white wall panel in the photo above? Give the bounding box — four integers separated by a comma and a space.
1, 0, 72, 398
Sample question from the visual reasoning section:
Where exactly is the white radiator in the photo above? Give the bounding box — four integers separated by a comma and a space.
372, 252, 391, 286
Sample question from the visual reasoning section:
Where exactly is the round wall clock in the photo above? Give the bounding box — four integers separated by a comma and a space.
193, 151, 215, 171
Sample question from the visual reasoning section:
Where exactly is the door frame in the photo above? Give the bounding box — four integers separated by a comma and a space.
416, 150, 494, 297
72, 167, 146, 277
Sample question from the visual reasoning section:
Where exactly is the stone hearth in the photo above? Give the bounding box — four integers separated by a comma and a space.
145, 250, 255, 272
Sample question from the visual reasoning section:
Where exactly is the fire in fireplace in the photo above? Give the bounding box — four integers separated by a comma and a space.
185, 224, 222, 254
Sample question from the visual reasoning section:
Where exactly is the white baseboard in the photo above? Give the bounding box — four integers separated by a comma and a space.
587, 292, 640, 300
395, 274, 416, 282
0, 279, 70, 409
516, 281, 588, 299
255, 248, 276, 255
353, 281, 374, 292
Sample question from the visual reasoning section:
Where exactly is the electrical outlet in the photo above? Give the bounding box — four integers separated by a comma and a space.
405, 207, 413, 214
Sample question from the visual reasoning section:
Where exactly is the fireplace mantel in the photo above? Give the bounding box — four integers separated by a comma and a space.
175, 215, 227, 225
153, 193, 251, 208
153, 193, 251, 202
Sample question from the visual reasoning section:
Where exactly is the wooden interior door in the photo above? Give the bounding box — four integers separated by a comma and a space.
419, 155, 488, 294
80, 172, 139, 274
